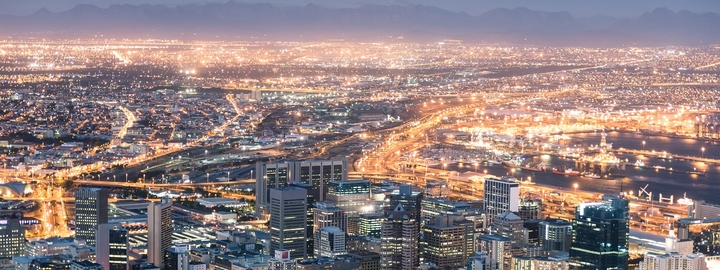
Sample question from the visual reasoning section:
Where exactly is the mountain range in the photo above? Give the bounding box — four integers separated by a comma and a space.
1, 2, 719, 46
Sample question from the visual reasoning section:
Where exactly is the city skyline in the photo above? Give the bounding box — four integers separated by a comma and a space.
0, 0, 719, 268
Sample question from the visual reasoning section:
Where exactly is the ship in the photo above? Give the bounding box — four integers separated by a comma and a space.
553, 168, 581, 176
583, 173, 601, 179
520, 163, 546, 172
488, 159, 502, 165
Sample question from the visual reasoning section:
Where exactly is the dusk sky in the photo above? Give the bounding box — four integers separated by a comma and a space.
1, 0, 719, 17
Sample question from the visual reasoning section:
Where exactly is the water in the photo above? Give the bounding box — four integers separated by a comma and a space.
445, 131, 720, 204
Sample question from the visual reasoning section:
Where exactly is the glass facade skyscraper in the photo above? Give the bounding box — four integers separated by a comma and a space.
569, 195, 629, 270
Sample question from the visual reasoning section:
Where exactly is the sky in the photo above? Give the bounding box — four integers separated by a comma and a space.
0, 0, 719, 17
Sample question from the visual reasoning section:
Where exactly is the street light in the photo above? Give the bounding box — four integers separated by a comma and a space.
573, 183, 578, 193
702, 147, 705, 158
642, 141, 646, 150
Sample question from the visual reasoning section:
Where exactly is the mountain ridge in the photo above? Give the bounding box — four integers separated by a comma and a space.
0, 2, 718, 46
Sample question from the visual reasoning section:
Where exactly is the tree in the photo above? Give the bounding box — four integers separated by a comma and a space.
61, 179, 75, 189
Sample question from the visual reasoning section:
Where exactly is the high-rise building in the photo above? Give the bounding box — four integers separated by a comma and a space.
357, 213, 386, 237
675, 217, 720, 255
314, 226, 346, 258
163, 245, 190, 270
517, 198, 542, 221
96, 223, 129, 270
523, 220, 541, 245
569, 195, 629, 270
295, 159, 348, 200
477, 234, 512, 270
268, 250, 296, 270
381, 203, 419, 270
492, 211, 525, 251
637, 227, 707, 270
388, 185, 423, 220
74, 188, 108, 245
290, 182, 319, 257
148, 198, 173, 268
0, 216, 24, 259
420, 198, 485, 229
326, 180, 373, 215
256, 162, 293, 216
539, 219, 573, 253
483, 178, 519, 223
270, 187, 308, 259
313, 202, 348, 233
256, 159, 347, 216
420, 215, 474, 269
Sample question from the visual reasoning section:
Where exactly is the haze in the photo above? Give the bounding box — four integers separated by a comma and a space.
1, 0, 719, 17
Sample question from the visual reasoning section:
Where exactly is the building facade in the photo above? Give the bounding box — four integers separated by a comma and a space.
420, 215, 474, 269
0, 217, 24, 259
381, 204, 419, 270
148, 198, 174, 268
74, 188, 109, 245
325, 180, 373, 215
314, 226, 346, 258
256, 159, 347, 216
270, 187, 308, 259
483, 178, 519, 223
96, 223, 129, 270
569, 195, 629, 270
539, 219, 573, 253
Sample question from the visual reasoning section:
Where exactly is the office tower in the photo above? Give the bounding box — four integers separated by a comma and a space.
74, 188, 108, 245
477, 234, 512, 270
569, 195, 629, 270
268, 250, 296, 270
523, 220, 541, 245
358, 213, 386, 237
313, 202, 348, 233
347, 251, 381, 270
314, 226, 346, 258
420, 215, 474, 269
96, 223, 129, 270
518, 198, 542, 221
295, 159, 348, 200
492, 211, 525, 250
0, 216, 24, 258
420, 198, 485, 228
484, 178, 519, 222
148, 198, 173, 268
539, 219, 573, 253
290, 182, 318, 257
256, 159, 348, 217
163, 245, 189, 270
388, 185, 423, 220
256, 162, 292, 216
381, 204, 419, 270
326, 180, 373, 215
270, 187, 308, 259
466, 252, 491, 270
637, 227, 707, 270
